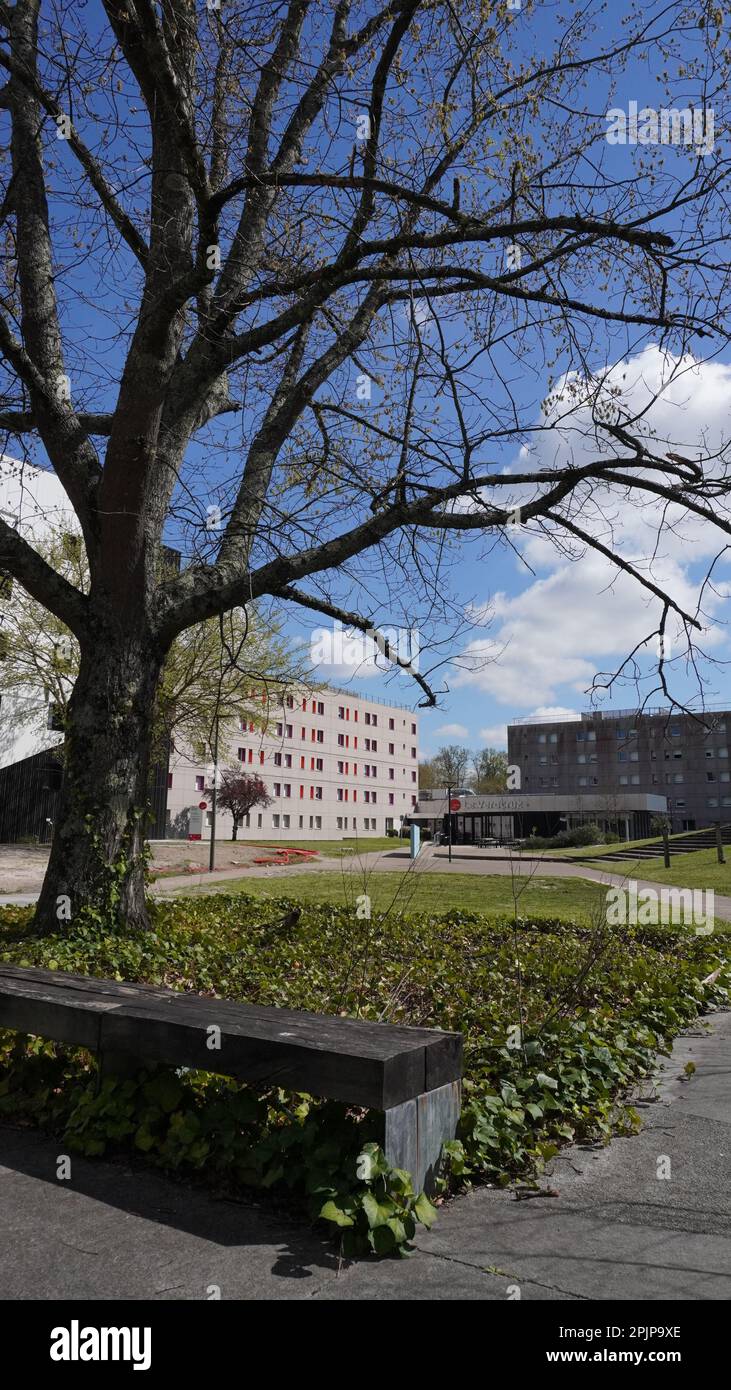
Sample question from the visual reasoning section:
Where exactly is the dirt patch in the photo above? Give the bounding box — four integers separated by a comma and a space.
0, 840, 322, 894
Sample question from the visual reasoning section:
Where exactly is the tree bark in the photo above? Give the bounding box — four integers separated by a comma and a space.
231, 821, 239, 841
34, 629, 164, 935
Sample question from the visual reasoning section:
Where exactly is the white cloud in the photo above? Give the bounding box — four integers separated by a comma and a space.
454, 348, 731, 708
477, 723, 509, 748
434, 722, 469, 738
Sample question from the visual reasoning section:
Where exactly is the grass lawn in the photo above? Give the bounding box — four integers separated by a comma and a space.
179, 867, 631, 925
246, 836, 398, 856
578, 846, 731, 893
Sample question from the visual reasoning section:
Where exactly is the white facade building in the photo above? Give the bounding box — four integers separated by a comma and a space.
0, 456, 79, 768
166, 686, 420, 840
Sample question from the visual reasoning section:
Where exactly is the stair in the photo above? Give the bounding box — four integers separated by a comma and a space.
572, 824, 731, 864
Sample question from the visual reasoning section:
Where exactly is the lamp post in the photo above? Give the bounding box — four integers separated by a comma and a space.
447, 784, 452, 863
208, 712, 219, 874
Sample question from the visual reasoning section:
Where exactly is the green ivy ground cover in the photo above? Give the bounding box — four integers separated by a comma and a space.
1, 895, 729, 1257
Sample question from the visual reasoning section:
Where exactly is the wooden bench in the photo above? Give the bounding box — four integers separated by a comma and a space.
0, 965, 462, 1193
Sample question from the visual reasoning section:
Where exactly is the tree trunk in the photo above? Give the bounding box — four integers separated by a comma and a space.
34, 631, 164, 935
231, 821, 239, 841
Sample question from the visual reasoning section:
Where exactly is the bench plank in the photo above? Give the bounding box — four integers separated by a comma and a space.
0, 965, 462, 1111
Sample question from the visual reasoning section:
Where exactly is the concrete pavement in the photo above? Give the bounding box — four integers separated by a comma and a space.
1, 1008, 729, 1300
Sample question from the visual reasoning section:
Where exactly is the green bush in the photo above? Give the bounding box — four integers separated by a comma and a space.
0, 896, 728, 1256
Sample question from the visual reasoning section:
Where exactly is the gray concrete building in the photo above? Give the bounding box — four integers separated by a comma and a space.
507, 706, 731, 833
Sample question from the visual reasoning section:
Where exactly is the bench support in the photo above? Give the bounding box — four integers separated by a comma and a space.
384, 1080, 461, 1195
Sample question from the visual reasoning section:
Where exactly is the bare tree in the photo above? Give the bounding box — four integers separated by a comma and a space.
0, 1, 730, 930
472, 748, 508, 793
432, 744, 471, 787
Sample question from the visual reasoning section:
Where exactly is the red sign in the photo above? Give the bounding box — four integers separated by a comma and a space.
449, 798, 461, 812
198, 801, 208, 810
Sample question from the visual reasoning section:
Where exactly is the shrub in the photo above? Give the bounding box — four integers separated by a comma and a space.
0, 896, 728, 1256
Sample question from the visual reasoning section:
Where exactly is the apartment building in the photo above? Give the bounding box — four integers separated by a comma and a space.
166, 686, 420, 840
508, 706, 731, 833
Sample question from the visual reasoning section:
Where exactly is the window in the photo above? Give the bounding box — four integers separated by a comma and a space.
167, 772, 173, 789
237, 747, 245, 762
411, 748, 416, 759
388, 793, 395, 804
315, 757, 323, 771
539, 756, 547, 766
283, 784, 291, 798
272, 814, 280, 828
619, 775, 628, 785
336, 817, 343, 830
675, 800, 686, 809
365, 738, 371, 752
673, 773, 684, 784
338, 706, 345, 719
389, 743, 395, 755
371, 791, 377, 803
195, 775, 204, 791
705, 748, 714, 759
286, 695, 294, 709
549, 732, 558, 744
317, 701, 325, 715
631, 774, 640, 785
538, 733, 546, 744
708, 798, 719, 808
411, 723, 417, 736
371, 765, 377, 778
285, 724, 293, 738
671, 724, 681, 737
338, 734, 345, 747
273, 752, 282, 766
707, 771, 716, 783
284, 753, 292, 768
411, 771, 417, 782
372, 714, 377, 726
274, 783, 281, 796
720, 748, 729, 758
275, 722, 283, 737
282, 814, 290, 828
315, 816, 322, 829
299, 816, 304, 829
616, 727, 626, 739
389, 768, 395, 780
389, 718, 395, 730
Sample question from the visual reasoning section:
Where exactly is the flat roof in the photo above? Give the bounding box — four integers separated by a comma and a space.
412, 792, 668, 816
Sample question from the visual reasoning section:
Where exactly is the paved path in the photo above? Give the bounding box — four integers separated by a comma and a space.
2, 845, 730, 919
1, 1009, 729, 1300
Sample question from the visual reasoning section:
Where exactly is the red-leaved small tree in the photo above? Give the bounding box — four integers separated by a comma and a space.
206, 769, 272, 841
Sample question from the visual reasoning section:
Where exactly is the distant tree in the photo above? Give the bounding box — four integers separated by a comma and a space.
206, 768, 271, 841
472, 747, 508, 793
417, 757, 440, 790
432, 744, 471, 788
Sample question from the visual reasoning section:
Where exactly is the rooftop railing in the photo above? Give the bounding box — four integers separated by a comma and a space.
509, 704, 731, 727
